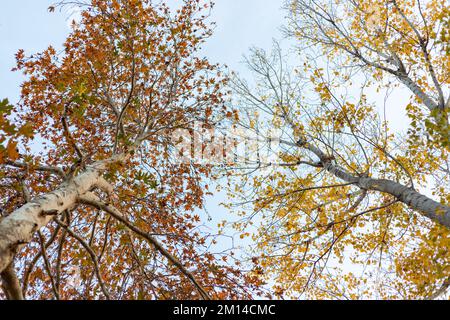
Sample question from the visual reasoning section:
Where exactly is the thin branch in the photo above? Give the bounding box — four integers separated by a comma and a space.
62, 102, 85, 161
0, 262, 24, 300
426, 277, 450, 300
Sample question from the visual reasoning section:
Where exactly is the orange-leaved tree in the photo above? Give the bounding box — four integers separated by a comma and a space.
0, 0, 260, 300
227, 0, 449, 300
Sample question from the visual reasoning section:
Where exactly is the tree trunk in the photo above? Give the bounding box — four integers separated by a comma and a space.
0, 155, 124, 274
300, 140, 450, 229
322, 161, 450, 229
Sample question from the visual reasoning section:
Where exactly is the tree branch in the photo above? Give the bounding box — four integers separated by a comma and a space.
54, 218, 111, 300
78, 193, 211, 300
0, 262, 24, 300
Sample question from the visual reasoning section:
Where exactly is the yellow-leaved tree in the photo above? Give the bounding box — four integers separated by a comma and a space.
227, 0, 449, 299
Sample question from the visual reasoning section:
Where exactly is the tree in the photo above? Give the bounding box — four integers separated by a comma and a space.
228, 0, 449, 299
0, 0, 259, 300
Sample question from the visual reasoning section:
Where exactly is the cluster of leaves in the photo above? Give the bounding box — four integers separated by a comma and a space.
0, 99, 34, 162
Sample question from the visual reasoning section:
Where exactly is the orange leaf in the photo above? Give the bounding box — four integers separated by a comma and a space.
6, 140, 19, 160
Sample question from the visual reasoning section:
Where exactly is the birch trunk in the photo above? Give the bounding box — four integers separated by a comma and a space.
0, 155, 125, 274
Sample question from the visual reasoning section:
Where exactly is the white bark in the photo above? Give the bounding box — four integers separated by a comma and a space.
0, 155, 126, 273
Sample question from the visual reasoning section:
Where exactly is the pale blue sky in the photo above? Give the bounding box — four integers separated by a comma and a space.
0, 0, 286, 104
